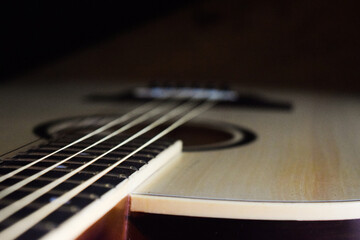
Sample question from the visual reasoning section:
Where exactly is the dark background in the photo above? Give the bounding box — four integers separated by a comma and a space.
1, 0, 359, 93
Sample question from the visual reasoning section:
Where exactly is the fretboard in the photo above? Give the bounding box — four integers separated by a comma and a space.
0, 133, 177, 239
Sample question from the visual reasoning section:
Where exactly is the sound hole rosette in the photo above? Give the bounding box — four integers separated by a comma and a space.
33, 115, 257, 152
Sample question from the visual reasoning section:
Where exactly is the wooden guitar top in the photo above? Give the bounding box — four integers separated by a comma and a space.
1, 83, 359, 222
131, 91, 360, 220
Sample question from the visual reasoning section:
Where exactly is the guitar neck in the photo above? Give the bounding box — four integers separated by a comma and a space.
0, 129, 181, 239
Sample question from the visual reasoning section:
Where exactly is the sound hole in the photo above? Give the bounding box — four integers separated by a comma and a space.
161, 124, 233, 149
34, 116, 257, 152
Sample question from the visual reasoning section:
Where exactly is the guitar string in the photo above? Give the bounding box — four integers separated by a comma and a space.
0, 85, 190, 184
0, 100, 179, 200
0, 98, 216, 240
0, 99, 161, 183
0, 87, 192, 198
0, 98, 199, 224
0, 87, 194, 201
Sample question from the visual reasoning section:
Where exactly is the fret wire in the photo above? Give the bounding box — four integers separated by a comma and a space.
0, 98, 197, 226
0, 99, 160, 183
0, 98, 216, 240
0, 100, 178, 201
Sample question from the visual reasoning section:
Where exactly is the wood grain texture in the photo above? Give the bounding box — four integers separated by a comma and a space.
1, 83, 359, 222
131, 91, 360, 220
76, 197, 130, 240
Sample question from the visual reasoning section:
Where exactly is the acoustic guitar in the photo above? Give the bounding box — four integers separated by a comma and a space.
0, 82, 359, 240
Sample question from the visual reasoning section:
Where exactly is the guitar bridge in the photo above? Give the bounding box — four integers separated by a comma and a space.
87, 84, 293, 111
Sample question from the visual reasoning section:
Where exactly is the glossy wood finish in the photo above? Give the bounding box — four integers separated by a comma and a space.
76, 197, 130, 240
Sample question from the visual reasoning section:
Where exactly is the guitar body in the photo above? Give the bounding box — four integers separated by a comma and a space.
1, 82, 359, 239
